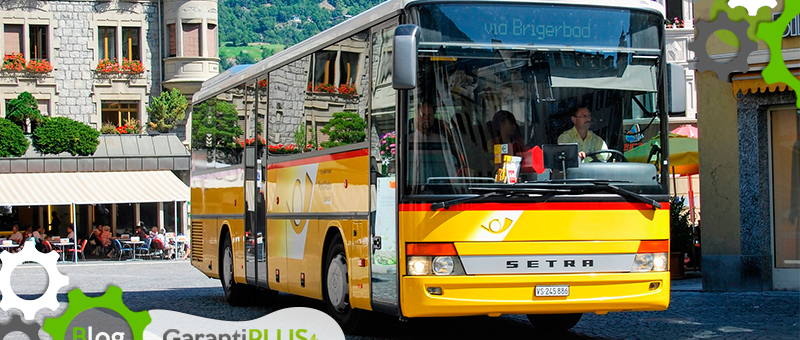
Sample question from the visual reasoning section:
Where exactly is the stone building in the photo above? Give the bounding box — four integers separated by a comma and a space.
0, 0, 219, 241
694, 1, 799, 291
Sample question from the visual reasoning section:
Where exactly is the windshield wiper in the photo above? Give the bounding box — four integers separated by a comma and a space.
429, 186, 577, 211
430, 192, 498, 211
591, 182, 662, 210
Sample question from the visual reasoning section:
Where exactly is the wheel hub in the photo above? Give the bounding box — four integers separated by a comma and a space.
327, 254, 348, 312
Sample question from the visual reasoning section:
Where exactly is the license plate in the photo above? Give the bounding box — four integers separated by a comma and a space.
535, 285, 570, 297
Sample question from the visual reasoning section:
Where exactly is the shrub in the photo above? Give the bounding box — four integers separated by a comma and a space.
147, 89, 188, 133
320, 112, 366, 148
670, 196, 693, 253
0, 119, 30, 157
6, 92, 43, 133
32, 117, 100, 156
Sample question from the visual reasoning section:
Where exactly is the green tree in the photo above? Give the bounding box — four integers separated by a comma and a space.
235, 51, 257, 65
191, 98, 244, 150
6, 92, 43, 133
0, 118, 30, 157
32, 117, 100, 156
320, 111, 366, 148
147, 89, 189, 133
670, 196, 693, 254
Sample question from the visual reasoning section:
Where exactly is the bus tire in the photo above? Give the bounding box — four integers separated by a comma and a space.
323, 238, 361, 333
526, 313, 582, 331
221, 234, 254, 306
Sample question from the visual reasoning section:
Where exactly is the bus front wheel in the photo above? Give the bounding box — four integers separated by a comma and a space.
221, 234, 254, 306
527, 313, 582, 331
323, 238, 361, 333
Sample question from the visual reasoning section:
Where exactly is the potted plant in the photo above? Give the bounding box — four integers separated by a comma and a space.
670, 196, 693, 278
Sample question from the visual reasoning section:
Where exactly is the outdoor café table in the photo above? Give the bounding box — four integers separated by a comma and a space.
122, 240, 144, 260
0, 243, 19, 253
52, 242, 74, 262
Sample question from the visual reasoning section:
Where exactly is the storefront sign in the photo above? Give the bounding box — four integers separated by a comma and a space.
773, 12, 800, 37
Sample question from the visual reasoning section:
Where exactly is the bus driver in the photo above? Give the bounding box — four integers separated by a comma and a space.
557, 106, 608, 161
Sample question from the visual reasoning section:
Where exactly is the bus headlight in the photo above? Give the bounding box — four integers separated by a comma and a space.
408, 256, 431, 276
632, 253, 668, 272
406, 243, 466, 276
432, 256, 455, 275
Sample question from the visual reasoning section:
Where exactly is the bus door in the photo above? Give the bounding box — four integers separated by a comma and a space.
244, 81, 258, 286
255, 75, 269, 288
369, 19, 400, 315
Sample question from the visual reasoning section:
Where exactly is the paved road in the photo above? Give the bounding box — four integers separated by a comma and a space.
1, 261, 798, 340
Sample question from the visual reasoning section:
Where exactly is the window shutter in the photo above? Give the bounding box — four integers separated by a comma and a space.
168, 24, 176, 57
183, 23, 200, 57
4, 25, 22, 54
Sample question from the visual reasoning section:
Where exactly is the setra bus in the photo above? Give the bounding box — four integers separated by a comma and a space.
190, 0, 685, 332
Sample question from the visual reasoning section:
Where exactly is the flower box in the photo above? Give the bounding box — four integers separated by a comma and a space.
26, 59, 53, 74
3, 53, 25, 72
96, 58, 121, 74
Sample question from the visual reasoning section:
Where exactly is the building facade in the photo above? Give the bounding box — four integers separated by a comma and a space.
694, 2, 799, 291
1, 0, 218, 138
0, 0, 219, 239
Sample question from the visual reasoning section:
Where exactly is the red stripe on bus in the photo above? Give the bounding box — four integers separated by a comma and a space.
399, 202, 670, 211
267, 149, 368, 169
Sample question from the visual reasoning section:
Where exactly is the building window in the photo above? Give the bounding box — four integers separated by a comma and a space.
4, 24, 23, 55
98, 27, 116, 60
207, 24, 217, 57
183, 23, 201, 57
101, 101, 139, 126
309, 51, 337, 89
122, 27, 140, 61
771, 108, 800, 269
29, 25, 48, 60
38, 99, 50, 116
339, 52, 359, 86
167, 24, 176, 57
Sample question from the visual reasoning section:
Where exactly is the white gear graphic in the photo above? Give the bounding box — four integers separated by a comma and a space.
728, 0, 778, 16
0, 241, 70, 320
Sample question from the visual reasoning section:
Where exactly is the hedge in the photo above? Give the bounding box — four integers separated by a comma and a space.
0, 118, 30, 157
32, 117, 100, 156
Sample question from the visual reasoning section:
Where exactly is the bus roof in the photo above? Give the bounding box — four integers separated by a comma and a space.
193, 0, 665, 104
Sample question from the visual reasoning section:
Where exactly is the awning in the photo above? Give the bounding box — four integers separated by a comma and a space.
0, 171, 189, 206
732, 72, 800, 96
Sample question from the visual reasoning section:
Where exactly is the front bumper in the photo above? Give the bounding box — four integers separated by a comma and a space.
401, 272, 670, 318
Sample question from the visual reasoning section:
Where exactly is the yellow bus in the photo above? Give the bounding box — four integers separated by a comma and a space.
190, 0, 685, 332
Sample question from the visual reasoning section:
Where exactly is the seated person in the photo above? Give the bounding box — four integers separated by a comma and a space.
9, 225, 23, 244
557, 106, 608, 161
407, 101, 456, 191
490, 110, 525, 156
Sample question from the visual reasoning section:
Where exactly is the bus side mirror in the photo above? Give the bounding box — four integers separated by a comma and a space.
393, 24, 421, 90
668, 63, 686, 114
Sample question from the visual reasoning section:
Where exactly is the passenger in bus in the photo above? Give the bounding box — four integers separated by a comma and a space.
409, 101, 442, 143
557, 106, 608, 161
408, 101, 456, 190
490, 110, 525, 157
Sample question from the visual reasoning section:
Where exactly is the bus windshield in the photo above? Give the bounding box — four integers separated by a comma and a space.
404, 3, 666, 196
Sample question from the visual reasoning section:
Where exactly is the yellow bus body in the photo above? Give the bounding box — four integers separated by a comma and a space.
192, 148, 670, 318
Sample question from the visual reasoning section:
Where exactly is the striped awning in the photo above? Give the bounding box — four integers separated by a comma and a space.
0, 171, 189, 206
732, 72, 800, 96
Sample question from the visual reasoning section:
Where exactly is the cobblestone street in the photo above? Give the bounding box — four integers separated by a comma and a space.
1, 261, 798, 340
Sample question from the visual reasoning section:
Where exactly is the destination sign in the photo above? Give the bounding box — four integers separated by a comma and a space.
416, 4, 661, 49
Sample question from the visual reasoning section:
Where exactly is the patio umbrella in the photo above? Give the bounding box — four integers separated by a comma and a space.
624, 133, 699, 175
672, 124, 699, 138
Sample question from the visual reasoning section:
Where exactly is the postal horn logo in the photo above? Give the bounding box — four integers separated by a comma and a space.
481, 218, 514, 234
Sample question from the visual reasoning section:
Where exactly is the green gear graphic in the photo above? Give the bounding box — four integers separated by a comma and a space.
756, 0, 800, 108
710, 0, 772, 46
42, 286, 152, 340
